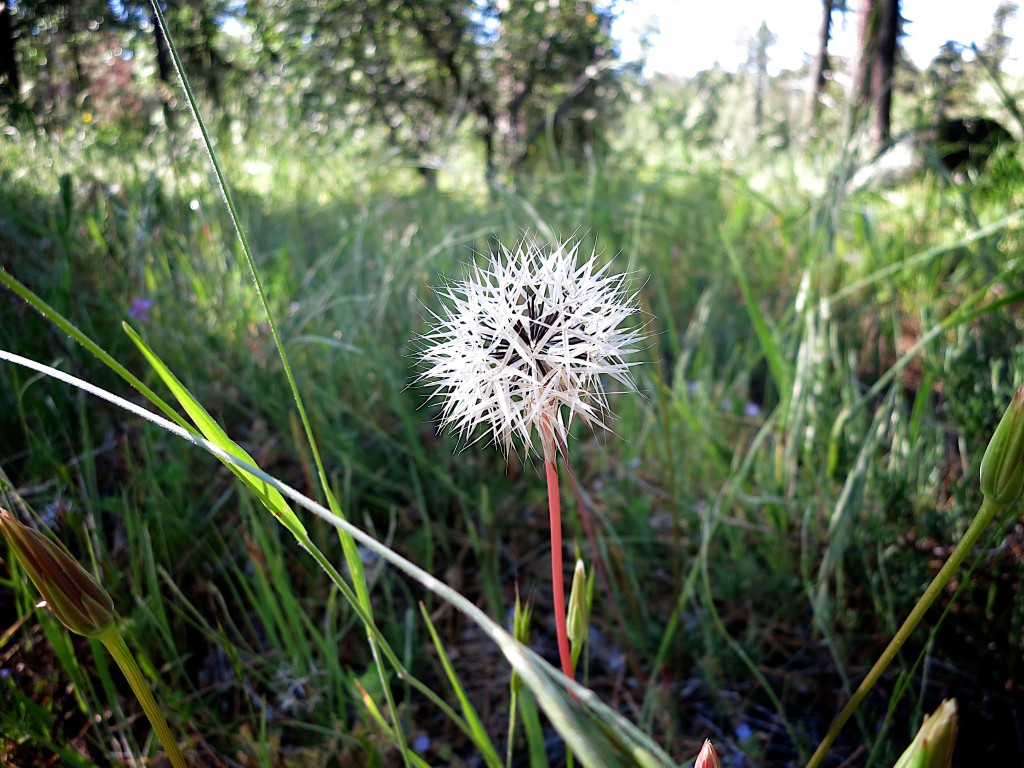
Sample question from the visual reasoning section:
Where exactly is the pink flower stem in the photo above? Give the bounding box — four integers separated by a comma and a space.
545, 453, 575, 683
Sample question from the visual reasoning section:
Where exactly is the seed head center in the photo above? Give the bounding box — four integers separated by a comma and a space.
486, 290, 580, 379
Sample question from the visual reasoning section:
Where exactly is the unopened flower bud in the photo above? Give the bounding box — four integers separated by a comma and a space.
566, 559, 590, 648
980, 382, 1024, 505
510, 588, 532, 694
0, 508, 115, 637
893, 698, 957, 768
694, 739, 720, 768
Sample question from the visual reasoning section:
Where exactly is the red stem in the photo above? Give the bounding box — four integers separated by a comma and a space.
545, 455, 574, 682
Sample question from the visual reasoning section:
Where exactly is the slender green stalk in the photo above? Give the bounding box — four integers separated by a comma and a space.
97, 626, 188, 768
545, 455, 574, 682
806, 497, 1004, 768
505, 689, 518, 768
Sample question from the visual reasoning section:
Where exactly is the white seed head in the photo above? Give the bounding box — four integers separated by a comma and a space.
419, 236, 642, 457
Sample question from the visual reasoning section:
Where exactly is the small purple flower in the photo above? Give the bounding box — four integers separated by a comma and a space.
735, 721, 753, 743
744, 402, 762, 418
412, 734, 431, 752
719, 398, 732, 412
128, 297, 153, 324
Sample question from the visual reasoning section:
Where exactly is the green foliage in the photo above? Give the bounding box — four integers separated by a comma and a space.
237, 0, 621, 181
6, 0, 624, 181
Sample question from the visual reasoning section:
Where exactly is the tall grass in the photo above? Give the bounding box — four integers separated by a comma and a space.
3, 34, 1024, 766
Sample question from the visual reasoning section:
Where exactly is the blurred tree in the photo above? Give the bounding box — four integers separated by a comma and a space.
982, 1, 1018, 72
809, 0, 834, 120
747, 21, 776, 131
855, 0, 902, 148
135, 0, 232, 122
169, 0, 226, 103
1, 0, 232, 128
925, 40, 968, 122
973, 3, 1024, 135
246, 0, 621, 186
148, 2, 175, 126
2, 0, 110, 121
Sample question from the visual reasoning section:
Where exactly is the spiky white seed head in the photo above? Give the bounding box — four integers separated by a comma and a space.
419, 236, 642, 458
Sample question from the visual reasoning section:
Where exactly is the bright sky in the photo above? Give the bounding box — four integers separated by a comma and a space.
614, 0, 1024, 77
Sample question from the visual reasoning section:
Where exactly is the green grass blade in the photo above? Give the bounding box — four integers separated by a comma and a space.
723, 234, 792, 400
122, 322, 307, 539
354, 681, 432, 768
0, 267, 188, 432
419, 602, 504, 768
517, 689, 551, 768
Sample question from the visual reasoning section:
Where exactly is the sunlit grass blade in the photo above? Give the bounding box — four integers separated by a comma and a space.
122, 322, 307, 539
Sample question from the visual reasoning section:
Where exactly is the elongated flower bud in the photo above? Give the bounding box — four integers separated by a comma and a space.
980, 382, 1024, 505
0, 508, 115, 637
694, 739, 720, 768
567, 559, 589, 648
893, 699, 957, 768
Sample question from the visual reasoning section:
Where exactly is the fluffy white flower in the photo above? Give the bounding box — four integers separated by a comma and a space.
419, 236, 642, 457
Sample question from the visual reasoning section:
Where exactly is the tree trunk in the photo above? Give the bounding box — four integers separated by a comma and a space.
199, 4, 220, 106
418, 165, 438, 190
754, 79, 764, 130
855, 0, 900, 149
809, 0, 835, 120
493, 47, 522, 188
854, 0, 879, 108
482, 116, 497, 185
871, 0, 899, 146
0, 1, 20, 103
